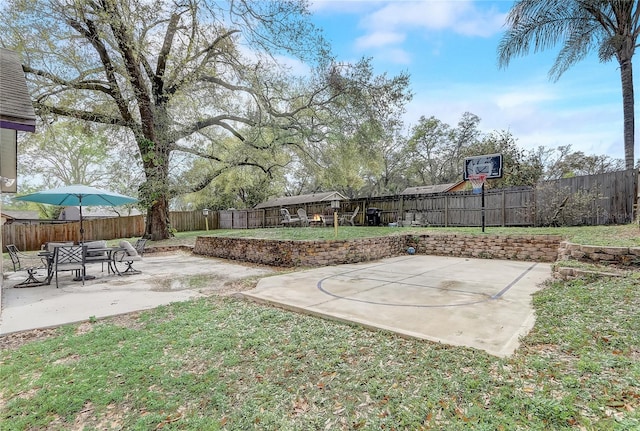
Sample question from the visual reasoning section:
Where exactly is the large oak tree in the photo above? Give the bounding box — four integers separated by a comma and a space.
1, 0, 387, 239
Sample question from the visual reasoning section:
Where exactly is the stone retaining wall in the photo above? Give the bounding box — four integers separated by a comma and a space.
413, 234, 561, 262
194, 233, 562, 267
557, 241, 640, 266
194, 236, 406, 267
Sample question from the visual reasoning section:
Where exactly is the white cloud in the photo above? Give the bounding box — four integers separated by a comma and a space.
355, 31, 405, 49
403, 80, 626, 160
493, 88, 557, 109
272, 54, 312, 77
362, 1, 506, 38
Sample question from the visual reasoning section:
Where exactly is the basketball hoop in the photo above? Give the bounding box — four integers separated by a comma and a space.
468, 173, 487, 194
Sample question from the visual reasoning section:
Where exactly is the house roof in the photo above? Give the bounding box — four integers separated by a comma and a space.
254, 191, 349, 209
0, 48, 36, 132
401, 182, 464, 195
1, 210, 39, 220
59, 206, 142, 220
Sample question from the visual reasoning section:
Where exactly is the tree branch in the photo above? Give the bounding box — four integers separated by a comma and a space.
22, 65, 112, 94
171, 115, 253, 142
166, 29, 241, 95
33, 102, 133, 128
65, 13, 134, 124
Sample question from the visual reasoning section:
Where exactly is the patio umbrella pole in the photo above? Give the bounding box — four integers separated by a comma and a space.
79, 195, 84, 243
73, 195, 95, 281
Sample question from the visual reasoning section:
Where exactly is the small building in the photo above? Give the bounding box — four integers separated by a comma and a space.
1, 210, 40, 225
59, 206, 142, 221
1, 47, 37, 304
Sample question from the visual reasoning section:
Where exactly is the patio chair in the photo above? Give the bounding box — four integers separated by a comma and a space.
6, 244, 46, 272
297, 208, 310, 227
112, 240, 142, 275
6, 244, 49, 287
43, 241, 74, 252
53, 245, 87, 288
339, 206, 359, 226
134, 238, 148, 256
280, 208, 301, 226
82, 240, 110, 272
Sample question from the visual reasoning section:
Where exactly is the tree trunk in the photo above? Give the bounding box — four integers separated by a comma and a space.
146, 195, 171, 241
620, 58, 635, 170
138, 135, 173, 241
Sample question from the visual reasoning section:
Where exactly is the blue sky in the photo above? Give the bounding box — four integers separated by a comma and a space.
308, 0, 630, 161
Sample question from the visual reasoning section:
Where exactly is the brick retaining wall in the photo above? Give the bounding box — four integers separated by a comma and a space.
194, 233, 562, 267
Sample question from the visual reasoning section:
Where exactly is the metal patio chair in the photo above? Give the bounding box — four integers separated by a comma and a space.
6, 244, 49, 287
134, 238, 148, 256
112, 240, 143, 275
53, 245, 87, 288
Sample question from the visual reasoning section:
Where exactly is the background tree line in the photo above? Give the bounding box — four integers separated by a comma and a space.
1, 0, 631, 238
15, 111, 625, 214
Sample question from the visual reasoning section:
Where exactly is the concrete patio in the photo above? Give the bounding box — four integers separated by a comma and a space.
1, 251, 275, 334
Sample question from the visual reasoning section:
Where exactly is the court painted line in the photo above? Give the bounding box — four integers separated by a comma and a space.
316, 261, 540, 308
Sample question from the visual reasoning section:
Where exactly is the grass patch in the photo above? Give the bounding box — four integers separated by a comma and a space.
2, 274, 640, 429
151, 224, 640, 247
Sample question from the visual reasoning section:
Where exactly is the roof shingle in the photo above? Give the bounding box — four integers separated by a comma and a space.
0, 48, 36, 132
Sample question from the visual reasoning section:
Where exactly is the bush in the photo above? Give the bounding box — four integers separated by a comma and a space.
535, 184, 605, 226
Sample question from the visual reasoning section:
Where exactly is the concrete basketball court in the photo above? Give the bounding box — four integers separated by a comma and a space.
245, 255, 552, 357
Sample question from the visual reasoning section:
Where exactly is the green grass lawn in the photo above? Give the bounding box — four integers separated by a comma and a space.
156, 223, 640, 247
2, 224, 639, 429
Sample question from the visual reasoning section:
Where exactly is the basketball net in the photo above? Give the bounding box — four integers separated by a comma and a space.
468, 173, 487, 194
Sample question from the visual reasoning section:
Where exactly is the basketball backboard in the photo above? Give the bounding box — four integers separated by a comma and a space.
463, 153, 503, 180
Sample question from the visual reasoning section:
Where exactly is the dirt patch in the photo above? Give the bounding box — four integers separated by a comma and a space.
0, 326, 61, 350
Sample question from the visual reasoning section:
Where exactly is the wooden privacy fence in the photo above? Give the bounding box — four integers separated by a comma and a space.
535, 169, 637, 225
169, 211, 219, 232
226, 188, 537, 229
3, 215, 145, 252
2, 210, 218, 252
221, 169, 638, 229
